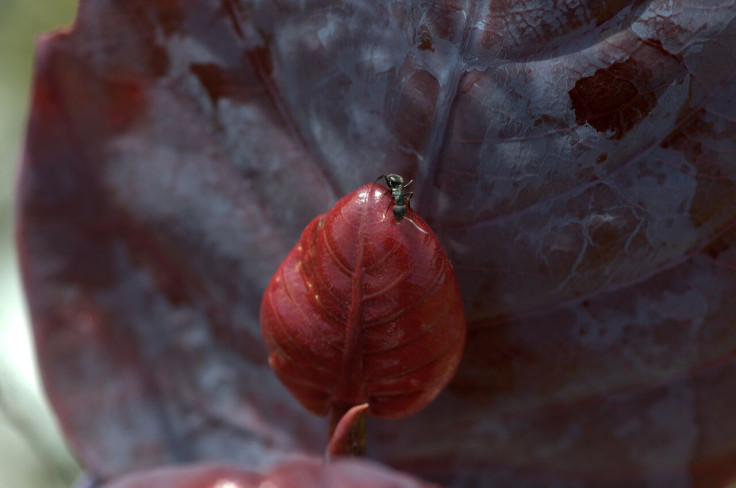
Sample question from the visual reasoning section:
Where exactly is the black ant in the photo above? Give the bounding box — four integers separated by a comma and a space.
376, 174, 413, 222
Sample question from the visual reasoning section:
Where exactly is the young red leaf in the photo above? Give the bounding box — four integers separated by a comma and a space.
260, 183, 466, 420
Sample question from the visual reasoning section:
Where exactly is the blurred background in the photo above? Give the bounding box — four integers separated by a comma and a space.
3, 3, 736, 488
0, 0, 81, 486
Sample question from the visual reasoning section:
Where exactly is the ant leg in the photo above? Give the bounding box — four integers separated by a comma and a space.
383, 198, 393, 218
404, 192, 414, 207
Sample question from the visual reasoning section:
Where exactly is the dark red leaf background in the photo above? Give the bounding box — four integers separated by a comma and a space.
17, 0, 736, 487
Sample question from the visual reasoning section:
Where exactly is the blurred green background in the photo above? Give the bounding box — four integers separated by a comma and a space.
0, 0, 81, 486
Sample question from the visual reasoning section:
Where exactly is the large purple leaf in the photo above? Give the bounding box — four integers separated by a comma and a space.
18, 0, 736, 486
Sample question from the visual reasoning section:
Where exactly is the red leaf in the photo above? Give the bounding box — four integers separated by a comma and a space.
260, 183, 466, 420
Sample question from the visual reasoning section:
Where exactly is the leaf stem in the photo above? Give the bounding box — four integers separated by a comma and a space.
326, 403, 368, 459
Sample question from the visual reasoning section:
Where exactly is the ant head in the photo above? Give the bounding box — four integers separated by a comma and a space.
385, 174, 404, 188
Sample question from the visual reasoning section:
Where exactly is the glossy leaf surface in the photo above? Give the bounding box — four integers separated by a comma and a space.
17, 0, 736, 486
261, 184, 465, 419
103, 459, 436, 488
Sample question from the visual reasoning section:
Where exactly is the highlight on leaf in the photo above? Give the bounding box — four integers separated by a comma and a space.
259, 182, 466, 425
102, 458, 436, 488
